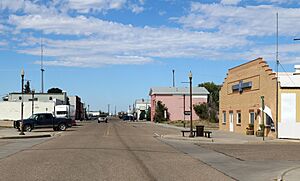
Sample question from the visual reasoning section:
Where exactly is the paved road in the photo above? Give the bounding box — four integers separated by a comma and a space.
0, 119, 231, 181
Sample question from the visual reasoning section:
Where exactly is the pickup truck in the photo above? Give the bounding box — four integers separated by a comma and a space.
14, 113, 72, 132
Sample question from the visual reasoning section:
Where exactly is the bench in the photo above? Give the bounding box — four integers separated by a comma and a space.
181, 130, 196, 137
204, 131, 212, 138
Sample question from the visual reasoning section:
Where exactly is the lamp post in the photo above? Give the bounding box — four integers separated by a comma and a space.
19, 68, 25, 135
189, 71, 194, 137
31, 89, 35, 115
261, 96, 265, 141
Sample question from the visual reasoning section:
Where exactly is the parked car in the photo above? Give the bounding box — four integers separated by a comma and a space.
98, 114, 108, 123
122, 115, 134, 121
13, 113, 72, 132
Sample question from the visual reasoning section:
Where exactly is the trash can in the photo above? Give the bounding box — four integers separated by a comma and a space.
196, 125, 204, 137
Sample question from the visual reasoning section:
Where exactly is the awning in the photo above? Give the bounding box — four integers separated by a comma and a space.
259, 105, 273, 120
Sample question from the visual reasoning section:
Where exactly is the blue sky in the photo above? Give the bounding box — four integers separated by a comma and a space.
1, 0, 300, 112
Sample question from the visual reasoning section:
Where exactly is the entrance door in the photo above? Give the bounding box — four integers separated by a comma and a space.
229, 112, 234, 132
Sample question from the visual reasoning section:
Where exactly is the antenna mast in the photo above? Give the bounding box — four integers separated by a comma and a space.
41, 37, 45, 93
275, 12, 279, 139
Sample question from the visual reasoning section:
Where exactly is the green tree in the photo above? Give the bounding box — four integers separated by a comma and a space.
146, 107, 151, 121
198, 82, 221, 123
139, 110, 146, 120
193, 103, 209, 120
24, 80, 31, 93
198, 82, 221, 107
47, 87, 63, 93
154, 101, 169, 123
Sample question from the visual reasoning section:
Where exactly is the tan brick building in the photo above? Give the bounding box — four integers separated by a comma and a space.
220, 57, 300, 139
219, 58, 277, 138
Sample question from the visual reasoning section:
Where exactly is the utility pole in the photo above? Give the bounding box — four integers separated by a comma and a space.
108, 104, 110, 116
87, 105, 90, 119
172, 69, 175, 87
40, 37, 45, 93
275, 12, 279, 139
115, 105, 117, 116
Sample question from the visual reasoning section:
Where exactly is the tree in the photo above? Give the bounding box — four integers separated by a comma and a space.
154, 101, 169, 123
47, 87, 63, 93
146, 107, 151, 121
198, 82, 221, 123
139, 110, 146, 120
24, 80, 31, 93
198, 82, 221, 107
193, 103, 209, 120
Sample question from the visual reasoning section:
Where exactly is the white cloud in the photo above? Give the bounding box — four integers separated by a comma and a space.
67, 0, 127, 13
8, 12, 250, 67
256, 0, 300, 4
129, 4, 144, 14
4, 0, 300, 67
220, 0, 241, 5
176, 2, 300, 37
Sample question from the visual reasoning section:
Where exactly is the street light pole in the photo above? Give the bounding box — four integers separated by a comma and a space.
32, 89, 35, 115
189, 71, 194, 137
261, 96, 265, 141
19, 69, 25, 135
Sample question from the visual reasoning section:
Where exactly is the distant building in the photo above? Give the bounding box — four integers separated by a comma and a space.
69, 96, 84, 120
134, 99, 150, 120
149, 87, 209, 122
7, 92, 68, 104
219, 57, 300, 139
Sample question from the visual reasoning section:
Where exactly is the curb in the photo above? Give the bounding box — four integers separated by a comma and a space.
161, 135, 214, 142
0, 134, 52, 139
278, 166, 300, 181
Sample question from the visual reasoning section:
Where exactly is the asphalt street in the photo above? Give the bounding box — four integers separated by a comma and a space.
0, 119, 231, 181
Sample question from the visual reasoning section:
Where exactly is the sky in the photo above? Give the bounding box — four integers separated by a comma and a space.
1, 0, 300, 112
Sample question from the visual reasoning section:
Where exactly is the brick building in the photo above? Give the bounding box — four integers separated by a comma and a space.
219, 57, 300, 139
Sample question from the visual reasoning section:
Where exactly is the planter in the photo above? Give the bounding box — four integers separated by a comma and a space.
246, 130, 254, 135
256, 130, 264, 137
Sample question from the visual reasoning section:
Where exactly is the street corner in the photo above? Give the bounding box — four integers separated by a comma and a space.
279, 166, 300, 181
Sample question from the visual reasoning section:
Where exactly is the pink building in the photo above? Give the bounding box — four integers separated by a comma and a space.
149, 87, 209, 122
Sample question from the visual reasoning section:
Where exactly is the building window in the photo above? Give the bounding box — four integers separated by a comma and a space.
237, 111, 241, 125
249, 111, 255, 125
222, 111, 226, 124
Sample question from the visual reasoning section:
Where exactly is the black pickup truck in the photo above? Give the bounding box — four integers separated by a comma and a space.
14, 113, 72, 132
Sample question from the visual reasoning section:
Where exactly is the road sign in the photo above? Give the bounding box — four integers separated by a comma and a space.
184, 111, 191, 115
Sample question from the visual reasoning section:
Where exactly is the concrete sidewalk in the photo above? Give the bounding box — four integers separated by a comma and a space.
0, 127, 59, 139
150, 122, 299, 144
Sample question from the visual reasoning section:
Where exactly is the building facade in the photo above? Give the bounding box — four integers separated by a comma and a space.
7, 92, 68, 104
219, 57, 300, 139
69, 96, 84, 120
134, 99, 150, 120
149, 87, 209, 122
219, 58, 277, 137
